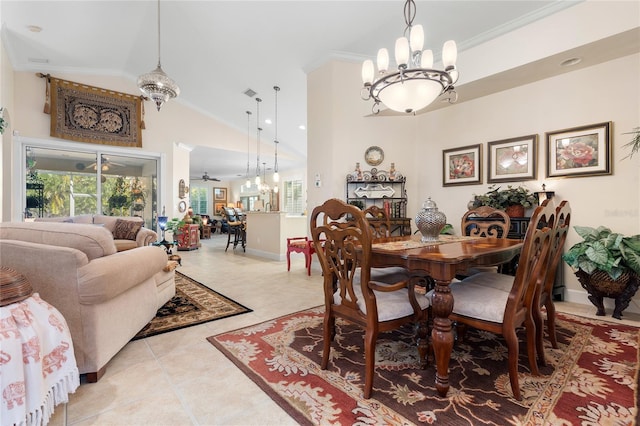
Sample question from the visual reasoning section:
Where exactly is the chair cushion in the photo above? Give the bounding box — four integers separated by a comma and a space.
334, 276, 429, 322
425, 272, 514, 323
354, 266, 410, 284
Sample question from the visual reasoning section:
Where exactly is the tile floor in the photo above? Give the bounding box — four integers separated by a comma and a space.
49, 233, 639, 425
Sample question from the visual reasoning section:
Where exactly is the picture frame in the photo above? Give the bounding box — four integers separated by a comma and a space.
214, 187, 227, 201
443, 144, 482, 186
214, 202, 227, 214
487, 134, 538, 183
546, 122, 611, 178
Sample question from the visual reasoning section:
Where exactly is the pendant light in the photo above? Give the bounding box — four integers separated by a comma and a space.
273, 86, 280, 184
137, 0, 180, 111
245, 110, 252, 188
255, 98, 262, 186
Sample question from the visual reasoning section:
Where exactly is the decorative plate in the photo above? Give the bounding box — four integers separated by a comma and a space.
178, 200, 187, 213
365, 146, 384, 166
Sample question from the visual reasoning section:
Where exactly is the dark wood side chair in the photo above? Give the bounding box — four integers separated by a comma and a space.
460, 206, 512, 276
363, 205, 392, 239
310, 198, 430, 399
430, 200, 555, 400
533, 200, 571, 366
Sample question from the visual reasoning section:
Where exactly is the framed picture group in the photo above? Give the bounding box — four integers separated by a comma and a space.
442, 121, 612, 186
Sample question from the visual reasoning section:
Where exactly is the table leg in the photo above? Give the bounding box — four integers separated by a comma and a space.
431, 278, 454, 397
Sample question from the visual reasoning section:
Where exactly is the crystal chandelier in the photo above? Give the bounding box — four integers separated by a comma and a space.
245, 110, 252, 188
361, 0, 459, 114
137, 0, 180, 111
255, 98, 262, 186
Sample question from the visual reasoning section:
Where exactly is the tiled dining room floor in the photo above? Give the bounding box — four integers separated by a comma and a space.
49, 232, 640, 426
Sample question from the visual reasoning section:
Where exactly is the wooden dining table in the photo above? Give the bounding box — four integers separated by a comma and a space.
370, 234, 524, 397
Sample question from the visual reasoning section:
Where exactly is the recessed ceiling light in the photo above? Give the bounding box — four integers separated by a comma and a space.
560, 57, 582, 67
299, 125, 306, 130
265, 119, 272, 125
27, 25, 42, 33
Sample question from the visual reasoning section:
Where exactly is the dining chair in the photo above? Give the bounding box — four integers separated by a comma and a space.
363, 205, 392, 239
362, 205, 429, 286
533, 200, 571, 366
460, 206, 512, 276
310, 198, 430, 399
431, 200, 555, 400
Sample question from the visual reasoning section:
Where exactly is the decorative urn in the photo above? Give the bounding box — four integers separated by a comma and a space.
415, 197, 447, 242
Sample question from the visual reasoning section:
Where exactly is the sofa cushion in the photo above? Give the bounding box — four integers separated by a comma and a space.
114, 239, 138, 252
0, 222, 117, 260
113, 219, 142, 240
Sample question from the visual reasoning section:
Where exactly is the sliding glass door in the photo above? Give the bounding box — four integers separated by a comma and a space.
23, 145, 159, 229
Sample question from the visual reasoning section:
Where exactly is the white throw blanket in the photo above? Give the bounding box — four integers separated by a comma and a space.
1, 293, 79, 426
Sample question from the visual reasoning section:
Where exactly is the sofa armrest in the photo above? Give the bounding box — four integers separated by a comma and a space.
136, 228, 158, 247
78, 246, 167, 304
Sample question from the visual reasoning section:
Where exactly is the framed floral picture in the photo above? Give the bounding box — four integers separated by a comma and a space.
546, 122, 611, 178
487, 134, 538, 183
443, 144, 482, 186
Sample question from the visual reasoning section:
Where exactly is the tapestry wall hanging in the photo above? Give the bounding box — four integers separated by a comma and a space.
48, 77, 143, 147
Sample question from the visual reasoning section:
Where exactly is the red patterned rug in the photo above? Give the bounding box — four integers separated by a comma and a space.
207, 306, 639, 425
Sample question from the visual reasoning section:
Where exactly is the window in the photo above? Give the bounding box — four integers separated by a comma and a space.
190, 186, 209, 215
283, 180, 304, 214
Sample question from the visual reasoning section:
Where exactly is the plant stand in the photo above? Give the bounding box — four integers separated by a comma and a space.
575, 269, 640, 319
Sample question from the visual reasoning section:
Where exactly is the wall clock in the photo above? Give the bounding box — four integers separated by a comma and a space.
364, 146, 384, 166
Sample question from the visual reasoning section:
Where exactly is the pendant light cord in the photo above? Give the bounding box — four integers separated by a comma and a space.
156, 0, 162, 68
273, 86, 280, 173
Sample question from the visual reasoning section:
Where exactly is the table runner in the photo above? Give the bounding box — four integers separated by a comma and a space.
1, 293, 79, 426
372, 235, 480, 251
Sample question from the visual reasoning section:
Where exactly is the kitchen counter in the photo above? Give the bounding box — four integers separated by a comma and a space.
245, 212, 308, 260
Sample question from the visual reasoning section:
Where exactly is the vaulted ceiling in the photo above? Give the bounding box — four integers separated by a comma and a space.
5, 0, 635, 181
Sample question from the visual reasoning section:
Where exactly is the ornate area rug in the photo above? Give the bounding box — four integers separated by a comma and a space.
208, 306, 639, 425
133, 272, 251, 340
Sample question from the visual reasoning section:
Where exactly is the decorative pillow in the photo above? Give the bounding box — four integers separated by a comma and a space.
112, 219, 142, 241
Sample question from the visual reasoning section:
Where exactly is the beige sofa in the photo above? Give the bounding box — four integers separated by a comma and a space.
35, 214, 157, 252
0, 221, 175, 382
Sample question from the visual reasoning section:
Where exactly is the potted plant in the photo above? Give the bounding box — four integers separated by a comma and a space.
472, 184, 537, 217
563, 226, 640, 319
622, 127, 640, 160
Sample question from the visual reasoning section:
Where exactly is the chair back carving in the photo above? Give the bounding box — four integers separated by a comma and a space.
311, 199, 374, 318
363, 205, 391, 239
544, 201, 571, 297
461, 206, 511, 238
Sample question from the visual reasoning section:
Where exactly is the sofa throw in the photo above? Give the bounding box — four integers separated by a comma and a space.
113, 219, 142, 240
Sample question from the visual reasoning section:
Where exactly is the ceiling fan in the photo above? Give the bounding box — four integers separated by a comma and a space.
87, 155, 125, 172
191, 172, 220, 182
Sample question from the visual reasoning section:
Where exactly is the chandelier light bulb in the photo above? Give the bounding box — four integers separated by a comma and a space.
246, 178, 252, 188
442, 40, 458, 68
273, 185, 279, 194
362, 60, 374, 85
409, 24, 424, 52
395, 37, 410, 67
377, 48, 389, 73
421, 50, 433, 68
255, 175, 261, 186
